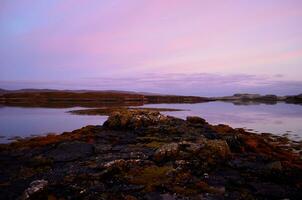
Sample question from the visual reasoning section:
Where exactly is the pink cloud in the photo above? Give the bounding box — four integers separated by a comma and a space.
1, 0, 302, 86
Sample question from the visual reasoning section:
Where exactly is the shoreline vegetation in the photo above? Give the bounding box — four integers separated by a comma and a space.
0, 110, 302, 199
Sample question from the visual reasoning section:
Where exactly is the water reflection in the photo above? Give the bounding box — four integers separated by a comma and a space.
0, 102, 301, 143
140, 102, 302, 140
0, 107, 106, 143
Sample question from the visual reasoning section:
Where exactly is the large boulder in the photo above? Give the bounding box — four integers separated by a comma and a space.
103, 111, 169, 130
153, 139, 231, 163
186, 116, 207, 125
197, 139, 231, 161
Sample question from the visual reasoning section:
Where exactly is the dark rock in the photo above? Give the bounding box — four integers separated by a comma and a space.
250, 182, 293, 199
153, 143, 179, 161
264, 161, 283, 171
186, 116, 207, 125
47, 141, 94, 162
94, 144, 112, 153
22, 179, 48, 200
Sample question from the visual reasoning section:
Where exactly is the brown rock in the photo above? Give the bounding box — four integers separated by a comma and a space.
186, 116, 207, 125
153, 143, 180, 161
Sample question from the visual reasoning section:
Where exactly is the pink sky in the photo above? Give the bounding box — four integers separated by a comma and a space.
0, 0, 302, 95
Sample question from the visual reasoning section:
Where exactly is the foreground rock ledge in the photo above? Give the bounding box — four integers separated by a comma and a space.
0, 111, 301, 200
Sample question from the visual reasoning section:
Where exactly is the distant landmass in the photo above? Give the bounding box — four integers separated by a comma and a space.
0, 88, 209, 108
0, 89, 301, 107
210, 93, 302, 104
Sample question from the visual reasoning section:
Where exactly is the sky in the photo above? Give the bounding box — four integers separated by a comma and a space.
0, 0, 302, 96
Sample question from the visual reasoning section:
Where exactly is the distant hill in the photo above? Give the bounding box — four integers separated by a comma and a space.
0, 88, 136, 94
0, 88, 167, 96
0, 88, 210, 108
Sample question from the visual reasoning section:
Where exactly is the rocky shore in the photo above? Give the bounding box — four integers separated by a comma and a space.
0, 111, 301, 199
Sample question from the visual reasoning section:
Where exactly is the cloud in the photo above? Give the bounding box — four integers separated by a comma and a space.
1, 73, 301, 97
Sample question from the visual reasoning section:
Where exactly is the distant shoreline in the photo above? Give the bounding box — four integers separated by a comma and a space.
0, 89, 301, 107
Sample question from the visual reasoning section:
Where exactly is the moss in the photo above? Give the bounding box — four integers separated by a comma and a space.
8, 126, 98, 149
172, 186, 199, 196
143, 141, 165, 149
125, 165, 173, 191
137, 136, 165, 142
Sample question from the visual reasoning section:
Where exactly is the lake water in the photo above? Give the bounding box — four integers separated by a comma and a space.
0, 102, 302, 143
139, 102, 302, 141
0, 107, 106, 143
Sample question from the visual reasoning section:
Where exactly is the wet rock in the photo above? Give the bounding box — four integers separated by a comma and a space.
22, 179, 48, 200
47, 141, 94, 162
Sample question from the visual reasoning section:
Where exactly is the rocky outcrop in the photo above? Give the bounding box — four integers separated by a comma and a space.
22, 180, 48, 200
0, 111, 301, 199
103, 110, 170, 130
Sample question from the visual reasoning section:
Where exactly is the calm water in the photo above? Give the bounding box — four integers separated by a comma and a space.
0, 107, 106, 143
0, 102, 302, 143
140, 102, 302, 141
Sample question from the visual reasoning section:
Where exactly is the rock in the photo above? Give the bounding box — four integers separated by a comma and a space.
153, 143, 179, 161
183, 138, 231, 163
22, 179, 48, 200
103, 159, 127, 168
103, 110, 169, 129
153, 138, 231, 164
47, 141, 94, 162
223, 134, 243, 152
265, 161, 283, 171
124, 195, 138, 200
200, 139, 231, 160
94, 144, 112, 153
186, 116, 207, 125
250, 182, 292, 199
185, 142, 203, 153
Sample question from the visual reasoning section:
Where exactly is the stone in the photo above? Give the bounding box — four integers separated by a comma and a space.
201, 139, 231, 160
22, 179, 48, 200
153, 143, 179, 161
265, 161, 283, 171
47, 141, 94, 162
103, 110, 169, 129
186, 116, 207, 125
